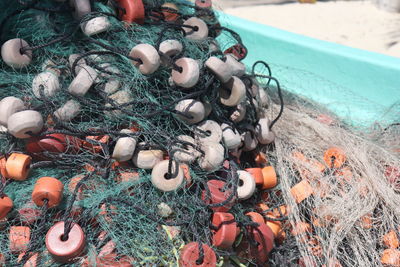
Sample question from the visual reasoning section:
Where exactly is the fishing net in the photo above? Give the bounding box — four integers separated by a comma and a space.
0, 0, 399, 267
267, 93, 400, 267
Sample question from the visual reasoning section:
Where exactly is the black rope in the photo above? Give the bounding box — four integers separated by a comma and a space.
30, 161, 54, 169
62, 171, 94, 241
204, 158, 239, 209
253, 74, 284, 130
20, 24, 79, 54
252, 61, 272, 85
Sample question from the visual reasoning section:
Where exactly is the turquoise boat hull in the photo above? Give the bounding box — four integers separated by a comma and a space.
217, 12, 400, 128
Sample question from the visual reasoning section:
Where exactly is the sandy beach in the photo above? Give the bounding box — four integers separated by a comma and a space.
218, 1, 400, 58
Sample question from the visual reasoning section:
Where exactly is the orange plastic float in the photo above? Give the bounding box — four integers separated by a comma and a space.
32, 177, 63, 208
292, 151, 307, 162
265, 216, 282, 238
381, 248, 400, 266
0, 195, 13, 219
323, 147, 346, 168
385, 166, 400, 186
254, 152, 268, 166
95, 254, 133, 267
161, 3, 179, 21
179, 242, 216, 267
261, 166, 278, 189
292, 151, 325, 180
311, 159, 326, 174
246, 211, 265, 225
9, 226, 31, 253
317, 114, 334, 125
256, 202, 269, 214
17, 252, 39, 267
211, 212, 237, 249
298, 256, 317, 267
84, 164, 97, 173
311, 216, 324, 228
180, 163, 192, 187
265, 207, 287, 241
335, 166, 353, 184
83, 134, 110, 154
117, 171, 140, 184
0, 156, 8, 178
115, 0, 145, 24
291, 180, 314, 203
82, 235, 133, 267
245, 168, 263, 186
111, 160, 131, 171
271, 205, 288, 217
383, 230, 400, 249
98, 239, 116, 258
5, 153, 32, 181
291, 222, 312, 236
307, 236, 323, 257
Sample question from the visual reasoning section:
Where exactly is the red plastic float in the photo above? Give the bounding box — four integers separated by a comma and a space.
201, 180, 235, 212
211, 212, 237, 249
179, 242, 216, 267
17, 252, 39, 267
248, 223, 275, 264
45, 221, 86, 263
18, 201, 42, 225
114, 0, 145, 24
195, 0, 212, 9
83, 134, 110, 154
224, 44, 247, 61
0, 195, 13, 220
26, 133, 67, 159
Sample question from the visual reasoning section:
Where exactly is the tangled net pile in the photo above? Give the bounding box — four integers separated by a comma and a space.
0, 0, 399, 266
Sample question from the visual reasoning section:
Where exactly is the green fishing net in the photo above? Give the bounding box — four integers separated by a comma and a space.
0, 0, 288, 266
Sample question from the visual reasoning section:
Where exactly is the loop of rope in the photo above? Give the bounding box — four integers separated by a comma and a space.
252, 74, 284, 130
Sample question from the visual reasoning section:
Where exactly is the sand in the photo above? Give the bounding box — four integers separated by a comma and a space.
219, 1, 400, 58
